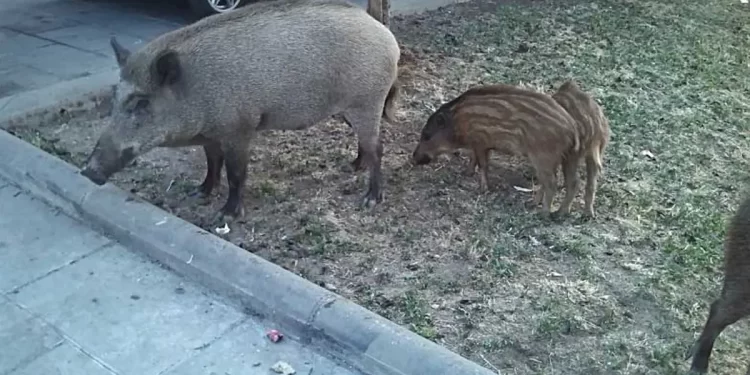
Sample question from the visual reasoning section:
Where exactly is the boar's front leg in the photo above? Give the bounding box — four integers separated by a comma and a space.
351, 139, 385, 172
191, 141, 224, 198
212, 144, 248, 223
342, 116, 378, 172
351, 143, 366, 172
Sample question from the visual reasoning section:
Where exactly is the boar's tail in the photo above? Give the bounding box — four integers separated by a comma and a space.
382, 79, 401, 123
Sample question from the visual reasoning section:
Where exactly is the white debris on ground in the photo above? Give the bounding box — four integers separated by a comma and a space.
271, 361, 296, 374
214, 223, 230, 235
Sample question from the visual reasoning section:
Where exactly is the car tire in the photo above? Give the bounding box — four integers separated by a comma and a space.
187, 0, 244, 18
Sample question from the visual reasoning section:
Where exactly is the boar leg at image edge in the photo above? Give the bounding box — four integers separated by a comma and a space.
191, 141, 224, 198
687, 296, 748, 373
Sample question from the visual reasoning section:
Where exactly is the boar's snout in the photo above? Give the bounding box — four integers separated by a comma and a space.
80, 137, 137, 186
81, 167, 108, 186
412, 147, 432, 165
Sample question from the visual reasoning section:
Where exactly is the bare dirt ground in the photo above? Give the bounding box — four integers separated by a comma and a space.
8, 0, 750, 373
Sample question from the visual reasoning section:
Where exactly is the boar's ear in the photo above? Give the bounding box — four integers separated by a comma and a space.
151, 49, 181, 87
110, 37, 131, 68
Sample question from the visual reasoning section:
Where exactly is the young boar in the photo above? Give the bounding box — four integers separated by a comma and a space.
551, 80, 610, 218
411, 84, 580, 215
686, 194, 750, 374
80, 0, 400, 222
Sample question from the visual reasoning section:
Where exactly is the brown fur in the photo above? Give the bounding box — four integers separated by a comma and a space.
80, 0, 401, 222
551, 79, 610, 218
687, 193, 750, 373
411, 84, 581, 215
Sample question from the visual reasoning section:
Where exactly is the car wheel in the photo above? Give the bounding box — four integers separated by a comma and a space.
187, 0, 244, 18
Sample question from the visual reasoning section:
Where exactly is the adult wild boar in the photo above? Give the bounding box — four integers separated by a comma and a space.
80, 0, 401, 222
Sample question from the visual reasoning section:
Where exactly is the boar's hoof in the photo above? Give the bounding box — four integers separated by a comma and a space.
582, 209, 597, 221
537, 210, 552, 221
360, 190, 383, 209
684, 341, 699, 361
550, 209, 569, 221
211, 201, 246, 225
412, 154, 432, 166
187, 185, 212, 200
81, 167, 107, 186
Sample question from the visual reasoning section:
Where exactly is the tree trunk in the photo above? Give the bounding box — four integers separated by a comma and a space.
367, 0, 390, 28
381, 0, 390, 28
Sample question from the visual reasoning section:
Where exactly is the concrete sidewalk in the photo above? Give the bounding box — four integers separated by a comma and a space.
0, 177, 359, 375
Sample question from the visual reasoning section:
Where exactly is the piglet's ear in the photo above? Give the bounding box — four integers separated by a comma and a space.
151, 49, 181, 87
110, 37, 131, 68
437, 110, 452, 128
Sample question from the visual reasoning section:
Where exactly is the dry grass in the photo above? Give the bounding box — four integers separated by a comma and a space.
8, 0, 750, 373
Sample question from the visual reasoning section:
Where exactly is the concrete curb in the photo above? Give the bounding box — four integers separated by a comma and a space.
0, 127, 494, 374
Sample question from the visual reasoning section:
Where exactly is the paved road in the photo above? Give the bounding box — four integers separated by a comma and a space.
0, 176, 359, 375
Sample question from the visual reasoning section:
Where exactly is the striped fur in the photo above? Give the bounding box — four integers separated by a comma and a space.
412, 84, 581, 215
551, 80, 611, 218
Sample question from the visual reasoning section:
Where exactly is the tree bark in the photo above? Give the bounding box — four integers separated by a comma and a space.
367, 0, 390, 28
381, 0, 390, 28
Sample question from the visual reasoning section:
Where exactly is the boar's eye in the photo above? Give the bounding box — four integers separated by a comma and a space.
134, 98, 150, 112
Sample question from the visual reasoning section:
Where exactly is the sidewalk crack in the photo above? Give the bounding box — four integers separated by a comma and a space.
156, 315, 251, 375
7, 302, 122, 375
4, 241, 115, 296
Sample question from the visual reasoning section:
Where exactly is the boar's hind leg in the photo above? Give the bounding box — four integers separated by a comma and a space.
191, 142, 224, 198
344, 109, 384, 208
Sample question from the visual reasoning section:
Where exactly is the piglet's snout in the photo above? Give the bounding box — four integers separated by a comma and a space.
81, 167, 107, 185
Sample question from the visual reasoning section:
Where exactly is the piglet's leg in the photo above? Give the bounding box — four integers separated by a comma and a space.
555, 155, 581, 217
463, 150, 478, 176
474, 148, 490, 192
529, 154, 558, 215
